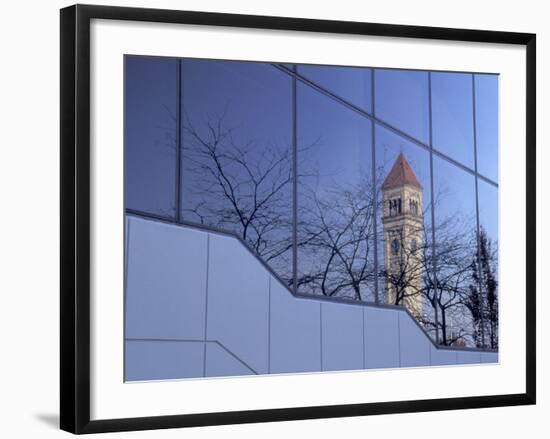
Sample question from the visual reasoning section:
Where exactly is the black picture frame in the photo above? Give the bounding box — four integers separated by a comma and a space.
60, 4, 536, 434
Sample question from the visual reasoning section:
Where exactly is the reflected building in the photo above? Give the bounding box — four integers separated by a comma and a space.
382, 153, 424, 320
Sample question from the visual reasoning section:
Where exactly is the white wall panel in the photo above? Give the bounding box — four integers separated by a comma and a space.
125, 340, 204, 381
321, 302, 364, 371
456, 350, 482, 365
206, 233, 270, 374
398, 311, 431, 367
205, 343, 256, 377
364, 306, 400, 369
481, 352, 499, 363
430, 347, 458, 366
270, 281, 321, 374
125, 217, 208, 340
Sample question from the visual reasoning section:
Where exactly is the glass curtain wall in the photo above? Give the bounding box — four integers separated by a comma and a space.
125, 56, 499, 349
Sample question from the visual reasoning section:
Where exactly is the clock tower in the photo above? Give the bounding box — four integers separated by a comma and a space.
381, 153, 424, 320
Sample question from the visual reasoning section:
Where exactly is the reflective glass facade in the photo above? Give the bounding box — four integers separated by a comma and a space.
125, 56, 499, 360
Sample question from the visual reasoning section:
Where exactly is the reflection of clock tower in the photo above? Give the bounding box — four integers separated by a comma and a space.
381, 153, 424, 320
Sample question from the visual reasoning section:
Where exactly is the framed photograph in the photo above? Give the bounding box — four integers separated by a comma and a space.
60, 4, 536, 434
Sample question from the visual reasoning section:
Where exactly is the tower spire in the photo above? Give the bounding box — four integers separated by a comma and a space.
382, 152, 422, 191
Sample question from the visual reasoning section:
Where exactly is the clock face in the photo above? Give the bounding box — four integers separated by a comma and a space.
391, 238, 400, 255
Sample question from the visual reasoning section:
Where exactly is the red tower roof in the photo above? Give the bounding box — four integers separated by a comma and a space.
382, 153, 422, 190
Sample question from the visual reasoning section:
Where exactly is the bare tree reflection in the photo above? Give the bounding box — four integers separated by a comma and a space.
296, 179, 379, 301
181, 111, 294, 284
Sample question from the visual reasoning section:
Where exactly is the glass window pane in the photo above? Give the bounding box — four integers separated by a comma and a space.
478, 181, 498, 251
431, 72, 475, 168
375, 125, 432, 325
296, 83, 375, 301
180, 60, 293, 284
432, 157, 477, 347
298, 64, 372, 112
475, 74, 499, 182
125, 56, 178, 218
374, 69, 429, 144
477, 180, 499, 349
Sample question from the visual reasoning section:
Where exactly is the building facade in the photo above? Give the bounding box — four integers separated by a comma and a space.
124, 56, 500, 378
